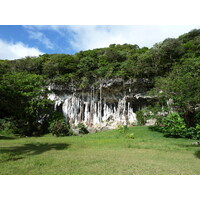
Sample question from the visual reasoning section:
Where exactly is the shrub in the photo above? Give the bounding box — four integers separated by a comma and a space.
49, 119, 73, 137
0, 117, 49, 137
77, 123, 89, 134
126, 133, 135, 139
49, 111, 64, 122
136, 110, 146, 125
194, 108, 200, 124
118, 125, 128, 134
0, 118, 19, 136
186, 124, 200, 140
185, 127, 196, 139
152, 112, 200, 139
135, 105, 166, 126
157, 112, 186, 138
195, 124, 200, 139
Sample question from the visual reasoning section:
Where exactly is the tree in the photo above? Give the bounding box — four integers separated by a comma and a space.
0, 72, 53, 136
150, 57, 200, 127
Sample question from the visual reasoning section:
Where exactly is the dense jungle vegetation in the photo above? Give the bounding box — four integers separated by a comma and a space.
0, 29, 200, 138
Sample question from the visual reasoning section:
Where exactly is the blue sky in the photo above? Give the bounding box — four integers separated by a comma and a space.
0, 25, 199, 60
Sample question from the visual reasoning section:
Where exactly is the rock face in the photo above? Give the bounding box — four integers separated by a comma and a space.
48, 78, 155, 130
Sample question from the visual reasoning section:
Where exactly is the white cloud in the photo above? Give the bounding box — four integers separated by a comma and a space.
23, 25, 67, 36
35, 25, 67, 36
22, 25, 200, 52
23, 26, 54, 49
66, 25, 200, 51
0, 39, 43, 60
28, 30, 54, 49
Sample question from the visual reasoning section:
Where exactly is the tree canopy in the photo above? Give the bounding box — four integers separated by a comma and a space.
0, 28, 200, 136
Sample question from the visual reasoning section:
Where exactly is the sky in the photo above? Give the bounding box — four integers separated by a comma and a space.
0, 25, 199, 60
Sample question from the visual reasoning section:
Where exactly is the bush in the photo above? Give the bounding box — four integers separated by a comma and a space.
118, 125, 128, 134
194, 108, 200, 124
195, 124, 200, 139
0, 117, 49, 137
136, 110, 146, 125
0, 118, 19, 136
186, 124, 200, 140
157, 112, 186, 137
126, 133, 135, 139
77, 123, 89, 134
49, 111, 64, 122
49, 119, 73, 137
152, 112, 200, 139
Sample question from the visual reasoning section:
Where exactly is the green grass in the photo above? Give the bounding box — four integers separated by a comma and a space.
0, 126, 200, 175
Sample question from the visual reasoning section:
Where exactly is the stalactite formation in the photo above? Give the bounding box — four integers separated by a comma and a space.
48, 78, 154, 130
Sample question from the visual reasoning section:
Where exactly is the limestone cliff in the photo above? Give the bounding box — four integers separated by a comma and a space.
48, 78, 155, 130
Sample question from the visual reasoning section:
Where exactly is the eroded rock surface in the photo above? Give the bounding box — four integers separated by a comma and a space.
48, 78, 155, 129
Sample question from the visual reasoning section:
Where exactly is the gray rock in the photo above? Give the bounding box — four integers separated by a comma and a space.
145, 119, 156, 126
72, 129, 80, 136
87, 128, 97, 134
192, 142, 200, 145
101, 127, 110, 132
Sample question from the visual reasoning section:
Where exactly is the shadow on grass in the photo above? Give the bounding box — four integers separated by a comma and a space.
194, 151, 200, 159
0, 135, 15, 140
0, 143, 70, 162
178, 143, 200, 148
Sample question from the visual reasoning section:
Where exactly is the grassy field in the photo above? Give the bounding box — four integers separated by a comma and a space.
0, 126, 200, 175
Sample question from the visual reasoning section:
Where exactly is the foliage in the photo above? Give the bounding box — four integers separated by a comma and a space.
126, 133, 135, 139
49, 119, 73, 137
49, 111, 64, 122
77, 123, 89, 134
118, 125, 128, 134
1, 28, 200, 138
136, 110, 147, 125
0, 118, 19, 137
152, 112, 200, 139
185, 124, 200, 140
157, 112, 186, 138
0, 72, 53, 136
150, 57, 200, 127
194, 108, 200, 124
136, 105, 171, 126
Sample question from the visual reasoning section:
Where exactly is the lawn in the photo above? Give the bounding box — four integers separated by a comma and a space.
0, 126, 200, 175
